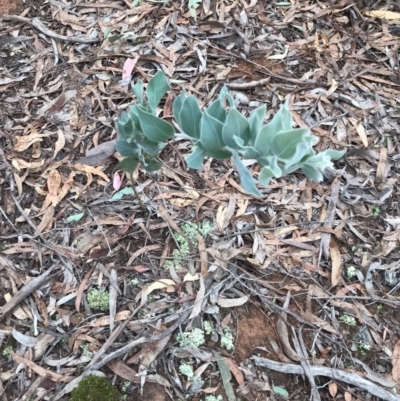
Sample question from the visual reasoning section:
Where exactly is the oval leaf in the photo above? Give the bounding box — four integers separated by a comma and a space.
136, 107, 174, 142
271, 128, 309, 160
249, 105, 266, 145
172, 90, 185, 127
143, 159, 162, 172
233, 152, 261, 196
222, 109, 250, 149
117, 156, 140, 174
179, 95, 202, 139
200, 111, 224, 150
115, 140, 140, 157
186, 145, 206, 169
146, 71, 170, 111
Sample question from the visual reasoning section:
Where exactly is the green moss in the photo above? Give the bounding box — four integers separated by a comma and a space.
87, 289, 109, 311
71, 376, 120, 401
164, 220, 213, 271
177, 328, 205, 347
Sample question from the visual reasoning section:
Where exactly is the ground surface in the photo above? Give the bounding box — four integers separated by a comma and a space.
1, 1, 400, 401
0, 0, 23, 17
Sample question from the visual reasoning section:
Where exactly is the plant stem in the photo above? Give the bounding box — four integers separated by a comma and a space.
129, 171, 145, 210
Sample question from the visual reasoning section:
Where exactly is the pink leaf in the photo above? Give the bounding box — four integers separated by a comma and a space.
121, 57, 139, 92
113, 171, 122, 190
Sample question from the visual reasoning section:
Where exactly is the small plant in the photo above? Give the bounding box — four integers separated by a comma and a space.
340, 314, 356, 327
204, 321, 214, 335
164, 220, 213, 271
81, 343, 94, 358
358, 343, 371, 355
71, 375, 120, 401
371, 205, 380, 216
177, 328, 205, 347
87, 289, 110, 312
220, 327, 234, 351
130, 278, 140, 286
376, 304, 383, 311
346, 266, 357, 278
179, 363, 194, 380
188, 0, 202, 19
205, 396, 223, 401
2, 346, 13, 360
116, 72, 345, 197
137, 310, 147, 319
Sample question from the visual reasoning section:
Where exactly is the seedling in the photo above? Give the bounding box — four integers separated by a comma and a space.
179, 363, 194, 380
346, 266, 357, 278
87, 289, 109, 312
164, 220, 213, 271
340, 314, 356, 327
220, 327, 234, 351
204, 321, 214, 335
358, 343, 371, 355
130, 278, 140, 286
205, 396, 223, 401
371, 205, 380, 216
177, 328, 205, 347
117, 72, 346, 197
80, 343, 94, 358
2, 346, 13, 360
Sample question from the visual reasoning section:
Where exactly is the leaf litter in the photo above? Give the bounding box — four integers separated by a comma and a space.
1, 1, 400, 401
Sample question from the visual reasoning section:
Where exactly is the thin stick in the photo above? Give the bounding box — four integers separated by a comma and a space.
3, 15, 101, 44
253, 356, 400, 401
129, 171, 145, 210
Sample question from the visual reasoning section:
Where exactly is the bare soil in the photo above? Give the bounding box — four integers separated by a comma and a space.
0, 0, 23, 16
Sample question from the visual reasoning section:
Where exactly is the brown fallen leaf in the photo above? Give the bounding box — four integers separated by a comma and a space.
329, 382, 338, 397
223, 357, 245, 386
12, 159, 45, 171
197, 233, 208, 278
392, 340, 400, 382
52, 129, 66, 160
14, 131, 54, 152
127, 244, 162, 265
11, 351, 72, 382
127, 329, 171, 365
276, 318, 301, 362
329, 237, 342, 286
75, 267, 95, 313
47, 170, 61, 207
73, 163, 110, 182
34, 205, 55, 236
365, 10, 400, 20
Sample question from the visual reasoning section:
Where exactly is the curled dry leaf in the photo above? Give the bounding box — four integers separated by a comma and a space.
11, 352, 72, 383
14, 131, 54, 152
47, 170, 61, 207
223, 357, 245, 386
34, 205, 55, 236
147, 279, 175, 295
52, 129, 66, 160
73, 163, 110, 182
217, 295, 248, 308
329, 237, 342, 286
276, 318, 301, 362
189, 275, 205, 319
392, 340, 400, 382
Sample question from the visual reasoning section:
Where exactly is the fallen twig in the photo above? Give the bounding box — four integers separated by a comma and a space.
3, 15, 101, 44
226, 77, 271, 89
0, 265, 58, 321
253, 356, 400, 401
292, 328, 321, 401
